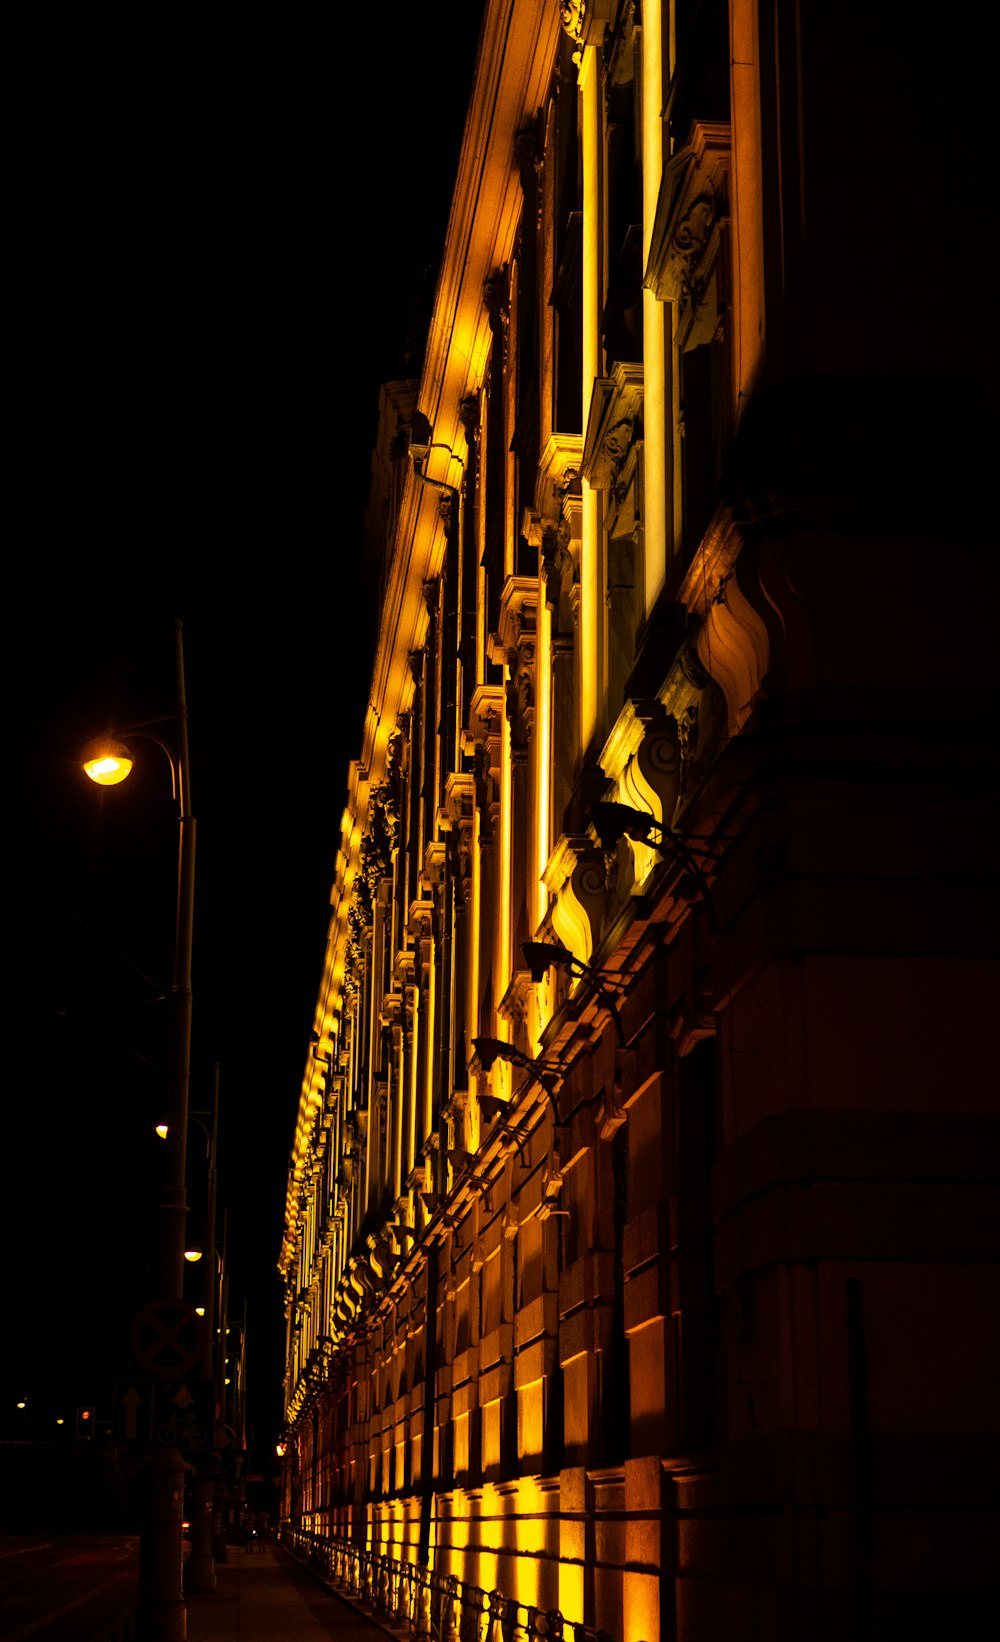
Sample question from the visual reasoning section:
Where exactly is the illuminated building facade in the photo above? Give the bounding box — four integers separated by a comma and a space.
280, 3, 996, 1637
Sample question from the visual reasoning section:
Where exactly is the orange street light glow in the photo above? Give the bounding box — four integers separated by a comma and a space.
81, 737, 134, 786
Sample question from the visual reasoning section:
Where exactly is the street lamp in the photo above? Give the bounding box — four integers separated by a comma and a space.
82, 618, 195, 1642
81, 737, 134, 784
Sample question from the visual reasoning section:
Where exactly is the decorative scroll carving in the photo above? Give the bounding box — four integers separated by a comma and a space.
599, 699, 683, 829
595, 700, 684, 897
560, 0, 616, 56
645, 121, 730, 353
542, 833, 608, 965
677, 505, 770, 739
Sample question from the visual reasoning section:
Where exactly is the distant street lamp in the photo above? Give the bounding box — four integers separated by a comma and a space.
82, 617, 196, 1642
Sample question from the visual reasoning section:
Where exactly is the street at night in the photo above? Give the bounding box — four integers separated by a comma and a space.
0, 1535, 138, 1642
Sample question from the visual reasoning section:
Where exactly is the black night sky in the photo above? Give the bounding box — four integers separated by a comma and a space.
6, 9, 485, 1467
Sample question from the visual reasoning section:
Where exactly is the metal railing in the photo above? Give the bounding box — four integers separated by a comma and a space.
282, 1527, 614, 1642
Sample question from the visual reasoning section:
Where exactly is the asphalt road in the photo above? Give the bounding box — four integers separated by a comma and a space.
0, 1534, 138, 1642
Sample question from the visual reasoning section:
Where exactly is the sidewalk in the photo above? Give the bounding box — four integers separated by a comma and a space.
185, 1542, 397, 1642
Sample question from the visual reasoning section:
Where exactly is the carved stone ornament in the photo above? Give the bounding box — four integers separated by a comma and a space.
408, 897, 434, 946
443, 774, 475, 903
381, 992, 403, 1030
560, 0, 616, 56
423, 841, 446, 894
458, 392, 480, 441
542, 833, 608, 966
464, 683, 504, 760
582, 363, 644, 493
496, 577, 538, 745
645, 122, 731, 352
599, 699, 682, 831
534, 432, 583, 522
677, 504, 770, 739
498, 970, 534, 1034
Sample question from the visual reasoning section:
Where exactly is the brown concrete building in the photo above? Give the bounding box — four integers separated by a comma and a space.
279, 3, 998, 1637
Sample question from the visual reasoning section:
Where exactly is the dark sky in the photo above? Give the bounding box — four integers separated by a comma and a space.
6, 8, 486, 1464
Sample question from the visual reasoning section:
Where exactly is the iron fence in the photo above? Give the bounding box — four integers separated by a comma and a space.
281, 1526, 614, 1642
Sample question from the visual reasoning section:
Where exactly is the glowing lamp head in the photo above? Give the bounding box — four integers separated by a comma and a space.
82, 737, 134, 786
184, 1246, 204, 1263
155, 1124, 169, 1140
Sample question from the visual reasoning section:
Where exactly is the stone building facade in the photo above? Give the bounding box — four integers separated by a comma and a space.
279, 3, 997, 1637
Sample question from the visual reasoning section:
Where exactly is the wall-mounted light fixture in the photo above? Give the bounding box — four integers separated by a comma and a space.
521, 940, 628, 1048
589, 800, 721, 930
473, 1091, 531, 1165
472, 1036, 564, 1127
418, 1190, 458, 1228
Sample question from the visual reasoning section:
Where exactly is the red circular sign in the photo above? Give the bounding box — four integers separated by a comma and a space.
130, 1298, 205, 1376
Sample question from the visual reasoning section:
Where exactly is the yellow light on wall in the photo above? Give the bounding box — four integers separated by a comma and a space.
81, 737, 134, 786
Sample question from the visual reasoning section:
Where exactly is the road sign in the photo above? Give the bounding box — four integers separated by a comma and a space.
114, 1377, 216, 1447
130, 1298, 205, 1376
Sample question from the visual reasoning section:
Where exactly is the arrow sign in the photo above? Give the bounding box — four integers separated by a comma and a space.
122, 1386, 143, 1441
173, 1384, 195, 1409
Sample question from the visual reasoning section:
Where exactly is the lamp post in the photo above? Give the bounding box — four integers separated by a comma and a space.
83, 619, 196, 1299
82, 618, 195, 1642
157, 1061, 221, 1592
158, 1065, 220, 1380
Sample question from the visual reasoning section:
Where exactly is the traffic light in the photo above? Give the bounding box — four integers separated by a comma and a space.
76, 1406, 95, 1440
